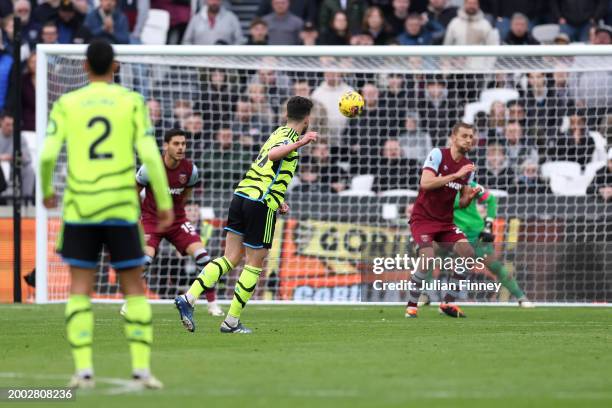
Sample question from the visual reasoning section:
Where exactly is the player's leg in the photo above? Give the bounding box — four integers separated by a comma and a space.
107, 225, 161, 389
66, 266, 96, 388
57, 224, 100, 388
405, 223, 436, 318
221, 247, 267, 333
438, 229, 475, 318
220, 199, 276, 333
480, 246, 534, 307
175, 232, 243, 332
120, 245, 156, 317
184, 241, 223, 316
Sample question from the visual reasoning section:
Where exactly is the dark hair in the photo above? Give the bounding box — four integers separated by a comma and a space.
286, 96, 313, 121
42, 21, 58, 30
86, 39, 114, 75
250, 17, 267, 28
452, 121, 475, 134
164, 128, 186, 143
0, 110, 13, 120
407, 12, 422, 21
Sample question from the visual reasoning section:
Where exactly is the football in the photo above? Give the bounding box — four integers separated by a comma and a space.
338, 90, 364, 118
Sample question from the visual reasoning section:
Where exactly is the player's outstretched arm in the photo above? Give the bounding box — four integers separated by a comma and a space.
39, 101, 67, 207
268, 131, 317, 162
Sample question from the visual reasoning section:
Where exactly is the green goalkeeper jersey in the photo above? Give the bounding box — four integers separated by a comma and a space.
453, 181, 497, 233
39, 81, 172, 224
234, 126, 299, 211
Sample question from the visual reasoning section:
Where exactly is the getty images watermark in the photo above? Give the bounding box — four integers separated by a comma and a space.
360, 243, 503, 302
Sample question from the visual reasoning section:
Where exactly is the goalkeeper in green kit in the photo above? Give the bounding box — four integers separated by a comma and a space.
451, 181, 534, 307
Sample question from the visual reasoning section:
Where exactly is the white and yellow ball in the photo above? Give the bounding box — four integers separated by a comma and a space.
338, 90, 364, 118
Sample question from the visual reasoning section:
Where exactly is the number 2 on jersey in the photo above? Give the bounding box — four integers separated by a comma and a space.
88, 116, 114, 160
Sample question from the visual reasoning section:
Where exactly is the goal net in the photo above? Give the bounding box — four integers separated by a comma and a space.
35, 45, 612, 305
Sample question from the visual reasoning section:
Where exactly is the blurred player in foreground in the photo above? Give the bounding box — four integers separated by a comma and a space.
120, 129, 223, 316
406, 122, 480, 319
175, 96, 317, 333
39, 39, 173, 388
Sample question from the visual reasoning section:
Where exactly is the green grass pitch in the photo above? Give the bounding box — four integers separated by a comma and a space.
0, 305, 610, 408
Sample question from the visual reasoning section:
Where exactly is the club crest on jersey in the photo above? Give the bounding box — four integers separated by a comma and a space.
179, 174, 187, 184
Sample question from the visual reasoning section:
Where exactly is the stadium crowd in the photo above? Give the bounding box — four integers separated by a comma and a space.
1, 0, 612, 202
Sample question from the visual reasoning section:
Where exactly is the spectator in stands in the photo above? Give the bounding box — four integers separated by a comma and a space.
485, 72, 517, 90
515, 158, 549, 194
319, 0, 367, 35
151, 0, 189, 44
554, 33, 571, 44
84, 0, 130, 43
199, 68, 237, 127
0, 113, 35, 200
319, 10, 350, 45
487, 100, 507, 142
507, 100, 526, 124
257, 0, 317, 25
386, 0, 410, 36
231, 98, 269, 148
587, 148, 612, 200
503, 120, 539, 173
182, 0, 244, 45
345, 83, 390, 169
312, 70, 353, 145
300, 21, 319, 45
57, 0, 86, 44
398, 113, 433, 161
201, 127, 252, 192
262, 0, 304, 45
249, 66, 292, 112
373, 139, 419, 192
14, 0, 40, 48
308, 142, 348, 193
287, 80, 329, 137
521, 71, 553, 143
380, 73, 409, 131
398, 12, 440, 45
119, 0, 149, 43
184, 112, 205, 139
247, 18, 268, 45
246, 82, 276, 130
21, 53, 36, 132
443, 0, 499, 45
503, 13, 540, 45
551, 0, 608, 43
350, 32, 375, 45
418, 74, 458, 147
39, 21, 59, 44
361, 6, 393, 45
478, 142, 517, 191
34, 0, 61, 25
569, 25, 612, 124
0, 32, 12, 112
489, 0, 547, 39
293, 162, 328, 193
172, 99, 193, 129
146, 99, 164, 143
0, 15, 25, 60
547, 108, 596, 168
426, 0, 458, 33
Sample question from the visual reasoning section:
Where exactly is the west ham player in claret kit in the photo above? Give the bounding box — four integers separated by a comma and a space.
406, 122, 481, 319
122, 129, 223, 317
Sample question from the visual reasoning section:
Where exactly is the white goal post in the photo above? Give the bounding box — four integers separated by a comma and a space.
35, 44, 612, 305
